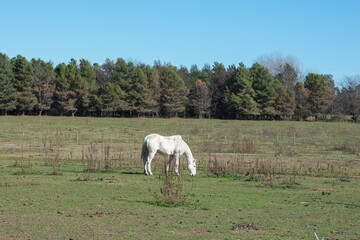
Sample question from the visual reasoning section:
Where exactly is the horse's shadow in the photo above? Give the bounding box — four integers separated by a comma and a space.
120, 171, 144, 175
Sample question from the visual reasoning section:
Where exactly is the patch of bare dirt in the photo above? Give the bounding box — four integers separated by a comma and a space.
1, 183, 40, 188
168, 230, 214, 236
0, 234, 22, 239
231, 222, 265, 234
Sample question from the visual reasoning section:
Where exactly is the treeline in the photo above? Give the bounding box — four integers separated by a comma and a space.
0, 52, 359, 121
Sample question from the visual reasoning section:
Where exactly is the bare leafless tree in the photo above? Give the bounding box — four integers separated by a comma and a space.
333, 75, 360, 121
256, 53, 304, 89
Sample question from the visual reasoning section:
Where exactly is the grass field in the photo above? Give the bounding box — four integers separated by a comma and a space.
0, 116, 359, 239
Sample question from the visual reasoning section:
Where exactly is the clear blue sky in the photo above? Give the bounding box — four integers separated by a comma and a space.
1, 0, 359, 85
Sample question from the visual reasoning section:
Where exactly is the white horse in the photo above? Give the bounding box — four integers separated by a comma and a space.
141, 133, 196, 176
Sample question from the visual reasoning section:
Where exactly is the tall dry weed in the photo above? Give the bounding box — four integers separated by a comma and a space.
152, 160, 186, 206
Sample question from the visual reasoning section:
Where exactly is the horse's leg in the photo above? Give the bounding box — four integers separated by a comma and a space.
174, 154, 180, 176
143, 154, 149, 175
166, 155, 174, 174
147, 152, 156, 176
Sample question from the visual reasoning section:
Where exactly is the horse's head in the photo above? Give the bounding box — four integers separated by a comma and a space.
188, 158, 196, 176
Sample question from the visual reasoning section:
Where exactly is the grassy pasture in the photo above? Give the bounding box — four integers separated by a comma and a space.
0, 116, 359, 239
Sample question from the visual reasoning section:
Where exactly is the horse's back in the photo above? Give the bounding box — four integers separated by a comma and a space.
144, 134, 163, 148
144, 133, 162, 142
144, 133, 184, 155
145, 134, 182, 142
166, 135, 182, 140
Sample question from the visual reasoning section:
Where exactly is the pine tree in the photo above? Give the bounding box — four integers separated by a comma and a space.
11, 55, 37, 115
80, 59, 96, 91
0, 53, 17, 115
230, 65, 258, 117
53, 63, 69, 116
160, 68, 189, 117
32, 58, 55, 116
110, 59, 149, 116
143, 66, 160, 117
294, 82, 311, 120
274, 80, 295, 118
250, 63, 277, 117
127, 66, 148, 116
304, 73, 334, 119
98, 82, 126, 116
209, 71, 236, 118
65, 59, 89, 116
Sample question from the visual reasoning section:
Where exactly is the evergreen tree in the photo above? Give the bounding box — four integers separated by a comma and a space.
294, 82, 311, 120
111, 58, 148, 116
321, 74, 338, 94
201, 64, 213, 86
143, 66, 160, 117
53, 63, 68, 116
93, 63, 107, 87
250, 63, 277, 117
11, 55, 37, 115
230, 65, 258, 117
101, 59, 115, 85
88, 93, 102, 116
65, 59, 89, 116
112, 58, 129, 87
80, 59, 96, 91
304, 73, 334, 119
31, 58, 55, 116
98, 82, 126, 116
274, 80, 296, 118
190, 64, 202, 82
209, 71, 236, 118
127, 66, 148, 116
0, 53, 17, 115
177, 66, 193, 90
160, 68, 189, 117
212, 62, 226, 77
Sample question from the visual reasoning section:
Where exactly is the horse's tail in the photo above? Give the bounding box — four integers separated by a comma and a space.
141, 137, 148, 161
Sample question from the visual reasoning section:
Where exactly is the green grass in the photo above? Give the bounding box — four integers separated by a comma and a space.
0, 116, 360, 239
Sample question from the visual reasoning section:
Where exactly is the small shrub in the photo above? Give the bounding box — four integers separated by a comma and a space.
262, 129, 276, 138
152, 161, 187, 207
332, 143, 357, 154
201, 141, 224, 153
83, 143, 112, 172
209, 154, 226, 176
43, 143, 61, 175
274, 141, 283, 156
50, 153, 61, 175
230, 138, 257, 154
